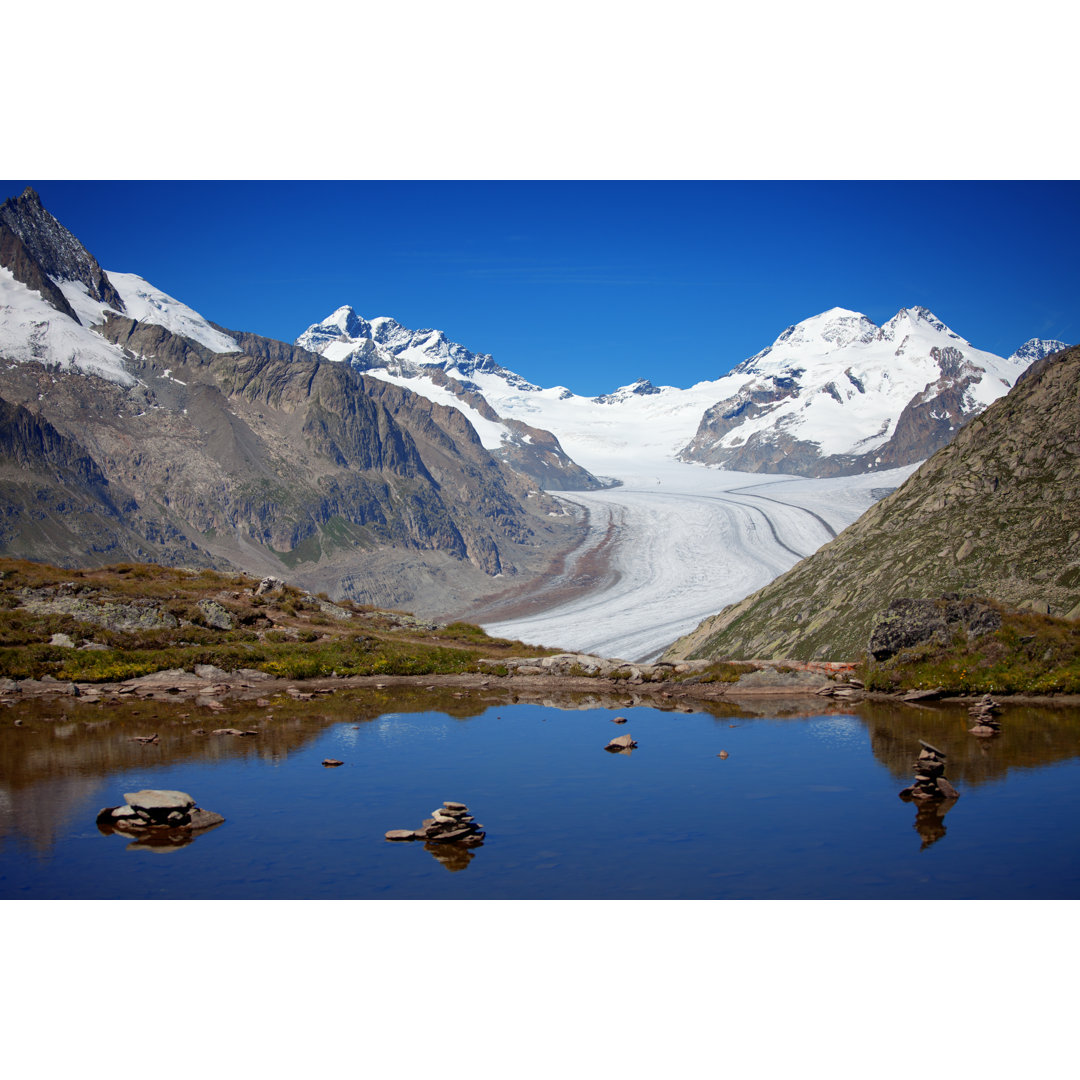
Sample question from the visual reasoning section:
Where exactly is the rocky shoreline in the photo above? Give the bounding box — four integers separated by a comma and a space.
3, 652, 1077, 709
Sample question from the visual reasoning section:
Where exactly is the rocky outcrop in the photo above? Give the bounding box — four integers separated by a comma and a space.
867, 597, 1002, 661
664, 345, 1080, 661
0, 188, 124, 313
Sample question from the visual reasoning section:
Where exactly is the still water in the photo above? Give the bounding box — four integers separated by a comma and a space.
2, 689, 1079, 899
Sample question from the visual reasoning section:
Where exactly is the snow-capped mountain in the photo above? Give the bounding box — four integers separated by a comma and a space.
679, 306, 1038, 475
1, 188, 239, 382
295, 306, 605, 488
0, 187, 592, 616
297, 303, 1063, 479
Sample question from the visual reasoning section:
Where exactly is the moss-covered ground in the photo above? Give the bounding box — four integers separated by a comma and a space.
0, 558, 558, 682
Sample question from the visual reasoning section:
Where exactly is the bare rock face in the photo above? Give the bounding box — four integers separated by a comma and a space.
867, 597, 1002, 662
0, 187, 124, 313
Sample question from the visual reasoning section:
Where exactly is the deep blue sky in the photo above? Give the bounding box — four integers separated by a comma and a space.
4, 180, 1077, 396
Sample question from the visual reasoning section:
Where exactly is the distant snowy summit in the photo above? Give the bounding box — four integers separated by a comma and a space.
297, 302, 1067, 478
297, 305, 539, 391
679, 305, 1049, 476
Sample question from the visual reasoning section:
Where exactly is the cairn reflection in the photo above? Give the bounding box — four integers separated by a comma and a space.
909, 798, 958, 850
898, 741, 960, 850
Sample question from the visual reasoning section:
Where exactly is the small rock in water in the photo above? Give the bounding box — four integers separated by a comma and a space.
322, 758, 344, 767
611, 716, 628, 724
605, 734, 637, 751
718, 750, 729, 759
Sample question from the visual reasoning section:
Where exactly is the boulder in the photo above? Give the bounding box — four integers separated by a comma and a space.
197, 600, 234, 630
124, 789, 195, 813
868, 597, 1002, 661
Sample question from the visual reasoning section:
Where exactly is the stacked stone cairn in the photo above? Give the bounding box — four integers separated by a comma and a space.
968, 694, 1002, 736
899, 741, 959, 802
385, 801, 485, 846
96, 789, 225, 833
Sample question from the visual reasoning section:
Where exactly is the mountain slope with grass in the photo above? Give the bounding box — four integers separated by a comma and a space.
663, 344, 1080, 662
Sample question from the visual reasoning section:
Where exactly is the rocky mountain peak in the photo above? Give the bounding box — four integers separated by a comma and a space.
0, 187, 124, 316
1009, 337, 1070, 364
324, 305, 370, 338
880, 306, 961, 342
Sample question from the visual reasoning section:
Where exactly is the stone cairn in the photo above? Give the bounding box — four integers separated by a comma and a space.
899, 741, 959, 802
96, 789, 225, 834
385, 801, 485, 847
968, 694, 1002, 736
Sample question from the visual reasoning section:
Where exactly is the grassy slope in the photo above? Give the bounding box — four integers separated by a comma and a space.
0, 558, 558, 682
856, 600, 1080, 694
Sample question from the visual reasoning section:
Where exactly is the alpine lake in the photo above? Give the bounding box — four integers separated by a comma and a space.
2, 685, 1079, 900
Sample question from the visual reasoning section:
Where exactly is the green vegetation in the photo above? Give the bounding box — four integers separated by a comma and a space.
0, 557, 554, 683
857, 608, 1080, 695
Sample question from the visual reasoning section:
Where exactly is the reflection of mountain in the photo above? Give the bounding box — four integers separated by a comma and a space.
858, 701, 1080, 786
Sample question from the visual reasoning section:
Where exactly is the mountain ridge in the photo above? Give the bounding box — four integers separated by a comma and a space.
662, 343, 1080, 662
296, 302, 1064, 478
0, 189, 590, 617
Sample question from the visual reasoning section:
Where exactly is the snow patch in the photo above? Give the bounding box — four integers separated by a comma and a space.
106, 273, 240, 354
0, 267, 134, 385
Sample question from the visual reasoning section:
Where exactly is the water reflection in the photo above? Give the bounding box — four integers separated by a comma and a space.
907, 798, 957, 851
423, 840, 481, 872
96, 817, 224, 854
3, 689, 1080, 899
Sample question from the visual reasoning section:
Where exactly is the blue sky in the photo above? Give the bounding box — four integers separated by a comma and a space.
4, 180, 1078, 396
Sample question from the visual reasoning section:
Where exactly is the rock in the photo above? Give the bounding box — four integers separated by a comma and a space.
900, 745, 959, 802
901, 688, 945, 702
387, 801, 486, 855
322, 758, 344, 767
868, 597, 1003, 662
611, 716, 628, 724
124, 789, 195, 813
187, 809, 225, 830
256, 576, 283, 596
194, 664, 230, 680
935, 777, 959, 799
98, 791, 223, 835
49, 632, 75, 648
718, 750, 729, 759
197, 599, 234, 631
606, 734, 637, 750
